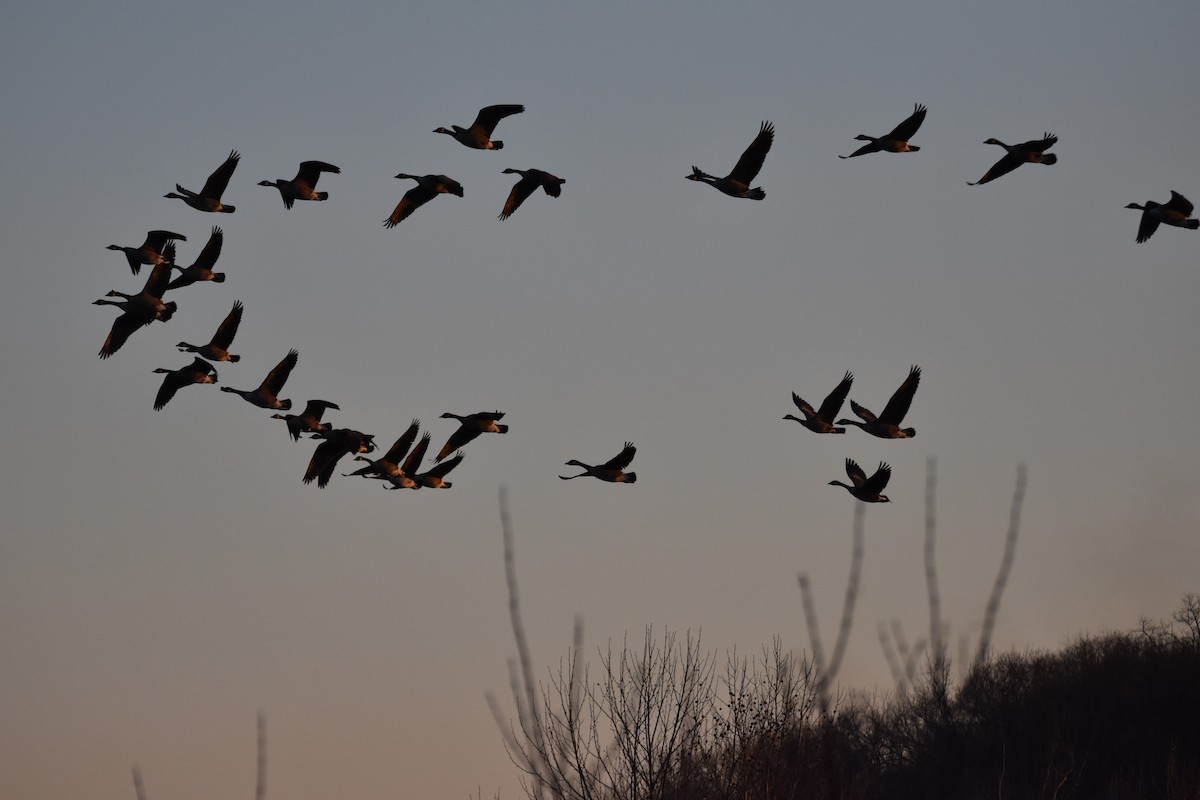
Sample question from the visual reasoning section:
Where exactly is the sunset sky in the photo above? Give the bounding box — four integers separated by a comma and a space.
2, 2, 1198, 798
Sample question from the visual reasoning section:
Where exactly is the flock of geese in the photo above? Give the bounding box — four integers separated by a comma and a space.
95, 102, 1196, 497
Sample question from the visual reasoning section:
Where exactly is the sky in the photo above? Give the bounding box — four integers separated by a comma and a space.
2, 2, 1198, 798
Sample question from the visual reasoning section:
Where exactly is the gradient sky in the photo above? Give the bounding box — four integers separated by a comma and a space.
2, 2, 1198, 798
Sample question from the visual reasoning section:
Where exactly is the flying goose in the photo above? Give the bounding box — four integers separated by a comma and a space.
560, 441, 638, 483
153, 357, 219, 411
967, 133, 1057, 186
839, 103, 926, 158
95, 292, 177, 359
220, 349, 298, 410
784, 371, 853, 434
259, 161, 341, 208
166, 226, 226, 290
829, 458, 892, 503
272, 399, 341, 441
435, 411, 508, 462
106, 229, 185, 275
98, 255, 178, 319
383, 174, 464, 227
686, 121, 774, 200
413, 451, 464, 489
434, 104, 525, 150
498, 168, 565, 220
164, 149, 240, 212
345, 419, 420, 479
177, 300, 243, 362
303, 428, 376, 489
382, 431, 432, 490
837, 365, 921, 439
1126, 190, 1198, 243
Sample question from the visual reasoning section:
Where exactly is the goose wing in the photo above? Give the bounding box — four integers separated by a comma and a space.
301, 398, 340, 420
436, 422, 483, 462
401, 432, 432, 474
728, 121, 774, 185
538, 171, 564, 197
304, 438, 346, 487
422, 451, 464, 479
294, 160, 340, 188
602, 442, 637, 472
879, 365, 921, 425
100, 311, 148, 358
472, 104, 525, 136
862, 462, 893, 495
844, 458, 868, 488
1020, 132, 1057, 152
384, 182, 440, 227
200, 150, 240, 199
499, 173, 539, 220
142, 261, 177, 300
260, 349, 298, 395
816, 371, 854, 422
382, 419, 421, 464
192, 226, 224, 270
969, 151, 1023, 186
1135, 207, 1161, 244
791, 392, 817, 418
145, 230, 187, 251
849, 399, 878, 424
1165, 190, 1194, 218
211, 301, 243, 349
887, 103, 927, 142
154, 366, 190, 411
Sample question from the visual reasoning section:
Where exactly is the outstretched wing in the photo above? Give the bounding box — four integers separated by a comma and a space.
262, 349, 299, 395
1165, 190, 1194, 219
499, 175, 538, 221
862, 462, 893, 495
473, 104, 525, 136
401, 432, 432, 474
1020, 132, 1057, 152
728, 121, 774, 185
969, 151, 1023, 186
844, 458, 868, 488
212, 301, 243, 349
436, 423, 483, 462
383, 419, 421, 464
295, 160, 340, 187
817, 371, 854, 422
201, 150, 241, 198
193, 226, 224, 270
602, 442, 637, 472
849, 399, 878, 424
879, 365, 921, 425
887, 103, 927, 142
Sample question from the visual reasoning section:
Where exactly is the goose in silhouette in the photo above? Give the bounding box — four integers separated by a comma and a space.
177, 300, 243, 362
784, 372, 853, 434
97, 256, 178, 319
95, 289, 178, 359
303, 428, 376, 488
839, 103, 926, 158
967, 133, 1057, 185
259, 161, 341, 209
345, 419, 420, 478
837, 365, 921, 439
220, 349, 298, 410
164, 150, 240, 212
436, 411, 508, 461
383, 174, 464, 227
434, 104, 525, 150
382, 431, 432, 490
413, 452, 464, 489
153, 357, 218, 411
829, 458, 892, 503
498, 168, 565, 220
107, 229, 185, 275
272, 399, 341, 441
1126, 190, 1198, 243
686, 121, 774, 200
560, 441, 637, 483
167, 226, 226, 290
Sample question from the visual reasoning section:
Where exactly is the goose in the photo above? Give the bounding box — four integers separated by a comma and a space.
829, 458, 892, 503
303, 428, 376, 489
164, 150, 240, 212
383, 174, 464, 227
413, 451, 464, 489
345, 419, 420, 478
839, 103, 926, 158
1126, 190, 1198, 243
166, 226, 225, 290
434, 104, 525, 150
837, 365, 921, 439
95, 295, 178, 359
382, 431, 432, 490
435, 410, 508, 461
177, 300, 243, 362
967, 133, 1057, 186
784, 371, 853, 434
272, 399, 341, 441
153, 357, 218, 411
259, 161, 341, 209
560, 441, 637, 483
220, 349, 298, 410
106, 229, 185, 275
98, 258, 178, 318
498, 168, 565, 220
686, 121, 774, 200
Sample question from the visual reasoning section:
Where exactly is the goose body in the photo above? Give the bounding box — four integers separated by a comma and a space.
839, 103, 926, 158
106, 230, 185, 275
413, 451, 464, 489
220, 349, 298, 410
829, 458, 892, 503
434, 104, 524, 150
837, 365, 921, 439
272, 399, 341, 441
498, 168, 565, 220
177, 300, 243, 362
167, 226, 226, 290
96, 257, 178, 321
560, 441, 637, 483
164, 150, 240, 212
686, 121, 774, 200
153, 357, 218, 411
259, 161, 340, 209
383, 174, 464, 227
784, 371, 853, 434
1126, 190, 1198, 243
303, 428, 376, 489
967, 133, 1057, 186
436, 411, 508, 462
